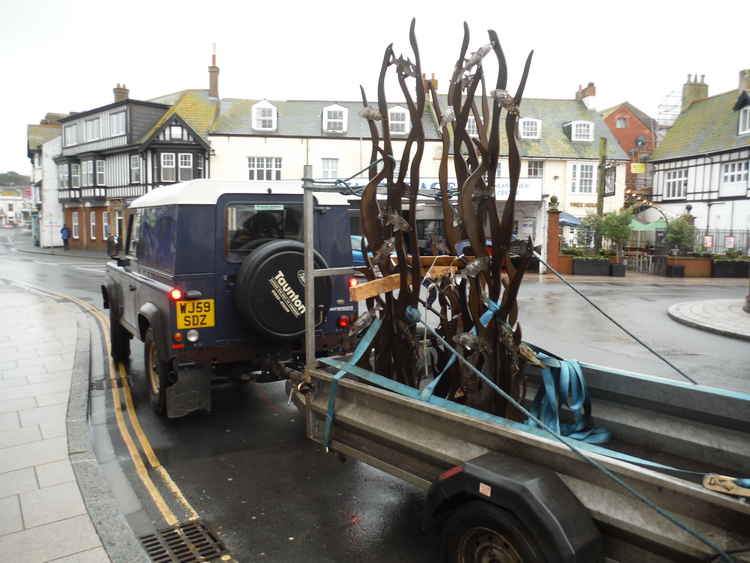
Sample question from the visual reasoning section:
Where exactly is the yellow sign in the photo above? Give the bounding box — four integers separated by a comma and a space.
176, 299, 215, 329
630, 163, 646, 174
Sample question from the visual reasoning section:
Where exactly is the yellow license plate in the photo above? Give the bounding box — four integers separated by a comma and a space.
176, 299, 215, 329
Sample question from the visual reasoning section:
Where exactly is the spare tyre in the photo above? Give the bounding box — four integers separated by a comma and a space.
234, 239, 332, 341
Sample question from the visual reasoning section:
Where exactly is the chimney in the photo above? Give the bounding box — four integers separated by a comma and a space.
208, 44, 219, 98
113, 83, 129, 102
739, 69, 750, 92
575, 82, 596, 110
681, 73, 708, 112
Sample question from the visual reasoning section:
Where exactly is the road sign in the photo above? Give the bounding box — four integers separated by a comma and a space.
630, 163, 646, 174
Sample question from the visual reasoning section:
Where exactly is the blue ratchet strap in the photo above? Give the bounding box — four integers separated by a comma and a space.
323, 318, 382, 450
420, 299, 503, 401
527, 353, 610, 444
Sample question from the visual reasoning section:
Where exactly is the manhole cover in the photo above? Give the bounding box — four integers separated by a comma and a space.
139, 520, 229, 562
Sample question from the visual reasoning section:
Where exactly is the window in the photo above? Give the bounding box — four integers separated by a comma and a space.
170, 125, 183, 139
127, 210, 141, 256
571, 120, 593, 141
57, 164, 69, 189
85, 118, 100, 142
252, 101, 277, 131
605, 166, 616, 195
389, 107, 408, 134
519, 118, 541, 139
722, 160, 749, 183
527, 161, 543, 177
248, 157, 282, 180
115, 210, 122, 238
72, 212, 79, 239
321, 158, 338, 179
64, 124, 78, 147
179, 153, 193, 181
71, 163, 81, 188
664, 169, 688, 199
110, 111, 126, 136
323, 105, 347, 132
225, 203, 303, 262
196, 154, 204, 179
95, 160, 105, 186
103, 212, 110, 239
157, 122, 193, 142
466, 116, 478, 137
90, 212, 97, 240
615, 117, 627, 129
82, 161, 94, 187
570, 163, 595, 193
161, 153, 176, 182
740, 108, 750, 135
130, 155, 142, 183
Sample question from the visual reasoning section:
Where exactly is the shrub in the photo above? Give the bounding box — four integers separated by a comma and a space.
665, 216, 697, 254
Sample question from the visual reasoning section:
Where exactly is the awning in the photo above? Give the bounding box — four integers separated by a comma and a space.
559, 212, 581, 227
629, 218, 667, 231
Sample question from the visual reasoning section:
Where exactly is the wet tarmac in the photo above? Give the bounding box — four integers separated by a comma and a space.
1, 229, 748, 562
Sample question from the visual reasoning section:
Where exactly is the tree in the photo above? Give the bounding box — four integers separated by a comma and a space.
600, 208, 633, 259
0, 171, 30, 186
665, 215, 697, 254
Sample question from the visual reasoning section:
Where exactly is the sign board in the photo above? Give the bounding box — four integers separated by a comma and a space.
725, 236, 735, 249
630, 163, 646, 174
703, 235, 714, 249
416, 177, 542, 202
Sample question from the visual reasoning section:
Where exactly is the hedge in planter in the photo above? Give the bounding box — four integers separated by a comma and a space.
573, 258, 610, 276
610, 263, 626, 277
712, 259, 749, 278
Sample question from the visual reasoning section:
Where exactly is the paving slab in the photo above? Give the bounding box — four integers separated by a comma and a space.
0, 425, 43, 449
36, 459, 75, 489
20, 481, 87, 528
0, 514, 101, 563
0, 468, 38, 499
0, 495, 23, 535
50, 547, 111, 563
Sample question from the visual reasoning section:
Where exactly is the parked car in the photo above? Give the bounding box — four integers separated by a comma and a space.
102, 179, 356, 418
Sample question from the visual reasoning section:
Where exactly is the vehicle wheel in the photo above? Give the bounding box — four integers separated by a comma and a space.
109, 307, 130, 364
144, 328, 168, 416
441, 501, 544, 563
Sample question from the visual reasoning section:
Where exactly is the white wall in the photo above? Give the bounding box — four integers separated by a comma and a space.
659, 199, 750, 231
40, 137, 64, 247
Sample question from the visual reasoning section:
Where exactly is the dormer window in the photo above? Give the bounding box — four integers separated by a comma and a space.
740, 107, 750, 135
519, 118, 541, 139
388, 106, 409, 135
466, 116, 478, 137
157, 120, 193, 142
571, 120, 593, 141
253, 101, 277, 131
323, 104, 348, 133
615, 117, 627, 128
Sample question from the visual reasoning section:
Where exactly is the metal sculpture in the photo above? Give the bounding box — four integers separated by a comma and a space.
355, 20, 536, 420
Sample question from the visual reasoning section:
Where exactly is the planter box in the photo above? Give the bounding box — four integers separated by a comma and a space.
666, 256, 712, 277
610, 263, 626, 277
573, 259, 610, 276
556, 255, 574, 275
712, 260, 749, 278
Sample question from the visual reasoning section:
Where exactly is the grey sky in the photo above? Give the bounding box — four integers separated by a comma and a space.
3, 0, 748, 176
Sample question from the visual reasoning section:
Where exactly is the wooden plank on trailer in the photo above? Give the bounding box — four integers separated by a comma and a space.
350, 266, 457, 301
390, 255, 476, 267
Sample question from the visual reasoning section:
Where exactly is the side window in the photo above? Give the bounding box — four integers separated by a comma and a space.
138, 206, 178, 272
127, 210, 142, 256
225, 203, 303, 262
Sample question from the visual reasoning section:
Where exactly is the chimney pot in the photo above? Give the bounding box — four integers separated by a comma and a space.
681, 73, 708, 112
113, 83, 129, 102
739, 69, 750, 91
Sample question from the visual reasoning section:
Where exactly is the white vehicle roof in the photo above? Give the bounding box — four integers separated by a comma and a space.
129, 179, 350, 208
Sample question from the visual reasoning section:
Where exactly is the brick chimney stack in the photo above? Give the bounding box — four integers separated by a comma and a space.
575, 82, 596, 110
681, 73, 708, 112
739, 69, 750, 92
113, 83, 129, 102
208, 44, 219, 98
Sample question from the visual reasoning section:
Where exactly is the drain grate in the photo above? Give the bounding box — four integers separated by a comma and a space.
139, 520, 229, 562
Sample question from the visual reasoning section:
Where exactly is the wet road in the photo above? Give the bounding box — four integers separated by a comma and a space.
1, 229, 748, 562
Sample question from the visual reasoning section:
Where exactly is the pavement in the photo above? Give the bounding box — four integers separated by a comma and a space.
668, 299, 750, 341
0, 284, 108, 562
12, 232, 107, 261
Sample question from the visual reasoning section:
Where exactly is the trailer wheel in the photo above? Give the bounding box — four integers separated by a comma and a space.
441, 501, 544, 563
144, 328, 167, 416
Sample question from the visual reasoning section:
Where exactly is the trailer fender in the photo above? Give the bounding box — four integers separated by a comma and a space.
424, 452, 603, 563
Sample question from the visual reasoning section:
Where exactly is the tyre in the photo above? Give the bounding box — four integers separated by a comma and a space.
234, 240, 332, 341
441, 501, 544, 563
144, 328, 168, 416
109, 305, 130, 364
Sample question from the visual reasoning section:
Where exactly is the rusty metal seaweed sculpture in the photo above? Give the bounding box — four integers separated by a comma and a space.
357, 19, 534, 419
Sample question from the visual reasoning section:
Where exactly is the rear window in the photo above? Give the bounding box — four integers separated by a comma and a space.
138, 205, 178, 272
225, 203, 303, 263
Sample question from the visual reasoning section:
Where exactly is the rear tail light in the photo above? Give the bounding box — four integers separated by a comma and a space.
438, 465, 464, 481
173, 332, 183, 342
168, 288, 184, 301
348, 277, 358, 288
337, 315, 351, 328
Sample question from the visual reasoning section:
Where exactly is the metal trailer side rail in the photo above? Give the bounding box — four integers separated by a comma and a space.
299, 366, 750, 563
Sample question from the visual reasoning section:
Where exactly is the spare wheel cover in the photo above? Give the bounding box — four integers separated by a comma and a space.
236, 240, 331, 340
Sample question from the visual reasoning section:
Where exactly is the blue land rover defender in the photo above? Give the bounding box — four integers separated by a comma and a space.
102, 179, 355, 418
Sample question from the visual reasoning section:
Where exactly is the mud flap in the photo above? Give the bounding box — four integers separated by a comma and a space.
166, 365, 212, 418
